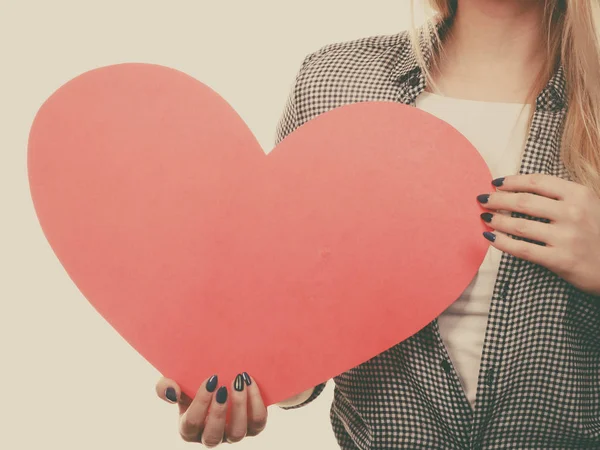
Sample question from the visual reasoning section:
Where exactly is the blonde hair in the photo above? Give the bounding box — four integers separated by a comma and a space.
412, 0, 600, 196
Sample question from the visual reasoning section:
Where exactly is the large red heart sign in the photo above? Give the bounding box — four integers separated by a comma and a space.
28, 63, 490, 406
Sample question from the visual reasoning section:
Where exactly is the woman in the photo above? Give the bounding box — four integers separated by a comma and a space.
155, 0, 600, 448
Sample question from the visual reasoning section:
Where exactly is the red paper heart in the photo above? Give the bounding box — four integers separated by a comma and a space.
28, 63, 490, 406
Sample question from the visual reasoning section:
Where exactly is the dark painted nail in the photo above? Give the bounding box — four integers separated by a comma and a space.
242, 372, 252, 386
165, 387, 177, 403
492, 177, 505, 187
483, 231, 496, 242
481, 212, 493, 223
216, 386, 228, 404
206, 375, 218, 393
477, 194, 490, 204
234, 374, 245, 392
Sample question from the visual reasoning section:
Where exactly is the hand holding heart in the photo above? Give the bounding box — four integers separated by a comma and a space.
479, 174, 600, 295
155, 374, 269, 446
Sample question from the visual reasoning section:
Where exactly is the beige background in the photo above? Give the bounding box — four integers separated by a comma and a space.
0, 1, 429, 448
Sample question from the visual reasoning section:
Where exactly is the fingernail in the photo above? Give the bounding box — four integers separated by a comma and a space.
234, 374, 245, 392
216, 386, 228, 404
477, 194, 490, 204
483, 231, 496, 242
480, 212, 493, 223
492, 177, 505, 187
206, 375, 218, 393
242, 372, 252, 386
165, 387, 177, 403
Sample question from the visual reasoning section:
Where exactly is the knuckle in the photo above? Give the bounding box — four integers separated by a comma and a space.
567, 205, 585, 223
202, 435, 223, 448
181, 416, 203, 433
513, 220, 529, 237
529, 174, 541, 188
253, 412, 268, 427
208, 408, 227, 422
210, 407, 227, 421
515, 193, 530, 211
563, 228, 579, 246
247, 426, 266, 437
226, 431, 246, 443
249, 414, 268, 434
179, 431, 196, 443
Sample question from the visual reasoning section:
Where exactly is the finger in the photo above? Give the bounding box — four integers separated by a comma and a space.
177, 390, 194, 414
224, 374, 248, 443
179, 375, 219, 443
492, 174, 579, 200
480, 212, 557, 245
478, 191, 563, 221
156, 377, 181, 405
201, 386, 229, 448
483, 230, 556, 267
244, 373, 268, 437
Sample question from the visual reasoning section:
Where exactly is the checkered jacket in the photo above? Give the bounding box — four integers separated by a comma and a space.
274, 21, 600, 450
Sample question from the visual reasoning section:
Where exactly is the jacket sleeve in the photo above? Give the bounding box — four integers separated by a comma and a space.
273, 52, 316, 145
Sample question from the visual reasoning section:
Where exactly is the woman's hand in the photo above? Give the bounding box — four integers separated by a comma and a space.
477, 174, 600, 295
156, 373, 267, 447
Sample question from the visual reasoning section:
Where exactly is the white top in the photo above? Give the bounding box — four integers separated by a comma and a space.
415, 91, 532, 408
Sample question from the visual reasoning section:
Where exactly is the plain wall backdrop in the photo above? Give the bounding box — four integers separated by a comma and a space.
1, 1, 429, 449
